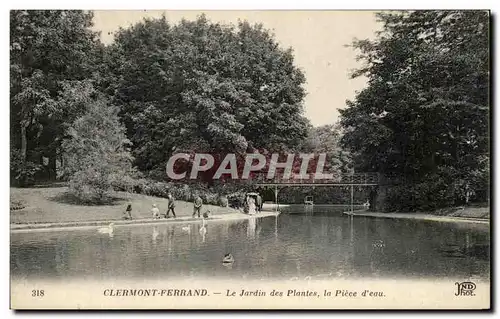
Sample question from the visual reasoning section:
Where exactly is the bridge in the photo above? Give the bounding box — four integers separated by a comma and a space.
254, 173, 379, 187
251, 173, 380, 213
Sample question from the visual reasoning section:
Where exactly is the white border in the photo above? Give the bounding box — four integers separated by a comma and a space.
1, 1, 498, 318
1, 0, 498, 10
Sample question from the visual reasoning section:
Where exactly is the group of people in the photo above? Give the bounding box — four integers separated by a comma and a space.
123, 192, 208, 220
122, 193, 177, 220
151, 193, 178, 219
245, 193, 263, 215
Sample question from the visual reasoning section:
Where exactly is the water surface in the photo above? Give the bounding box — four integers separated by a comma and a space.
11, 211, 490, 281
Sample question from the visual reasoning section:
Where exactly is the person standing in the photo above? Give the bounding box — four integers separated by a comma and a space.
165, 193, 176, 218
248, 196, 256, 215
256, 194, 263, 213
244, 195, 250, 214
124, 201, 133, 220
193, 195, 203, 218
363, 200, 370, 210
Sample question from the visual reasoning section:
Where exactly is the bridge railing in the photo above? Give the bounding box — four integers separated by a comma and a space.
252, 172, 379, 185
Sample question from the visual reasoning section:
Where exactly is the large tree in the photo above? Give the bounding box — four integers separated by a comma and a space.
10, 10, 102, 183
340, 11, 489, 210
106, 15, 310, 174
61, 82, 134, 203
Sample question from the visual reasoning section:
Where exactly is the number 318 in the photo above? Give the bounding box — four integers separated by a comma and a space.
32, 290, 44, 297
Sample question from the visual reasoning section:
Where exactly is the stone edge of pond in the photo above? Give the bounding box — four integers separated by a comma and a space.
346, 212, 489, 224
10, 211, 281, 232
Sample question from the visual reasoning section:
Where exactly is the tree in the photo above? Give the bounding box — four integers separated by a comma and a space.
61, 83, 134, 203
106, 15, 309, 175
301, 124, 353, 174
273, 124, 356, 205
340, 11, 489, 210
10, 10, 102, 181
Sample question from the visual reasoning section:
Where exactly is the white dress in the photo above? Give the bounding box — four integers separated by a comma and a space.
151, 207, 160, 218
248, 197, 256, 215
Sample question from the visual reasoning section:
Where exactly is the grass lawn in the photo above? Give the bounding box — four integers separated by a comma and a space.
10, 186, 238, 224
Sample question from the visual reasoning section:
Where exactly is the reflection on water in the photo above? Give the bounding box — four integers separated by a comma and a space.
11, 212, 490, 281
247, 217, 256, 239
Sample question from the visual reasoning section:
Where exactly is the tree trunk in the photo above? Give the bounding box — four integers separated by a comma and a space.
48, 154, 57, 180
20, 124, 27, 162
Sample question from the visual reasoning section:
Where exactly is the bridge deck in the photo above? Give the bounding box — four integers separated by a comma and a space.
256, 183, 378, 187
253, 173, 379, 187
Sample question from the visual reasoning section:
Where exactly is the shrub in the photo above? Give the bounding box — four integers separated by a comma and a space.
10, 150, 42, 187
201, 192, 219, 206
219, 196, 229, 207
111, 177, 244, 207
384, 173, 456, 212
68, 168, 114, 204
227, 192, 246, 208
61, 90, 134, 204
10, 198, 27, 210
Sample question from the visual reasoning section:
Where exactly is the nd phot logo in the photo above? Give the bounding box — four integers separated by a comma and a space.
455, 281, 476, 296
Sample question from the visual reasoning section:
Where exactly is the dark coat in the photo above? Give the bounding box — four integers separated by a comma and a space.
256, 195, 263, 209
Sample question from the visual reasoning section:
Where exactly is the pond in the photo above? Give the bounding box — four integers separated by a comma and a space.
11, 211, 490, 282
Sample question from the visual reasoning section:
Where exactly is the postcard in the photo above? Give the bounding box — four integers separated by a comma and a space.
10, 9, 490, 310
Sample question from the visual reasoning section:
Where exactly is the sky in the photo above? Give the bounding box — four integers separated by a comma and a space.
92, 11, 381, 127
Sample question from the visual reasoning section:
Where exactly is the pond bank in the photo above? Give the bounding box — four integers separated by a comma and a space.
346, 210, 489, 224
11, 211, 280, 232
11, 186, 283, 232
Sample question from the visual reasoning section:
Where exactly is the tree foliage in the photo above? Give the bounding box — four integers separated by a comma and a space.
10, 10, 102, 181
301, 124, 353, 173
11, 10, 489, 212
106, 15, 309, 173
61, 83, 134, 203
340, 11, 489, 210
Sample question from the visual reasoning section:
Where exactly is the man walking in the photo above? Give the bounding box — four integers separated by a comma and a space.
165, 192, 176, 218
193, 194, 203, 218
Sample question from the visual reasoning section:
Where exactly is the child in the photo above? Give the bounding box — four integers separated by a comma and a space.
151, 204, 160, 219
203, 210, 210, 219
124, 201, 133, 220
